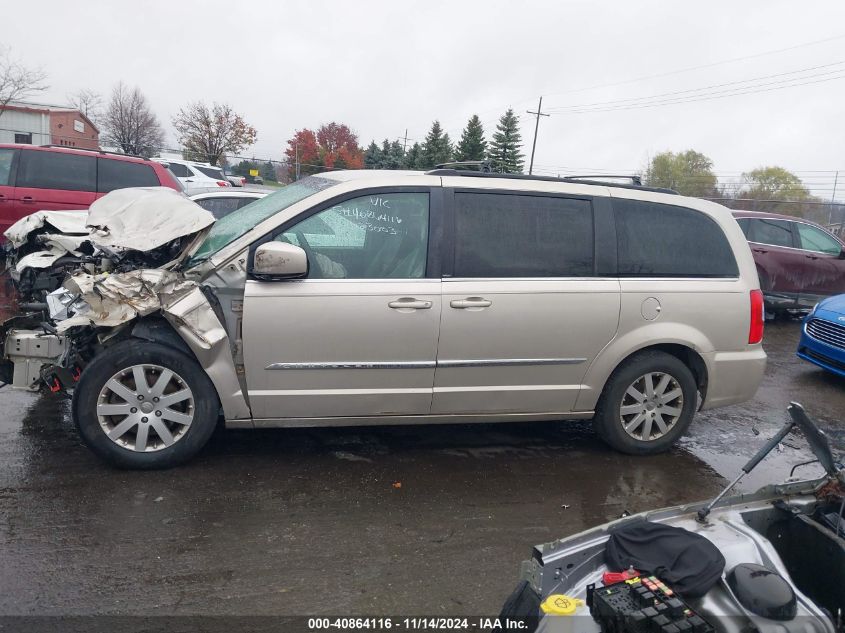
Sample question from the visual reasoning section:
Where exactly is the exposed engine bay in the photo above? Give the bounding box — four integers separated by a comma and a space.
0, 187, 218, 393
502, 404, 845, 633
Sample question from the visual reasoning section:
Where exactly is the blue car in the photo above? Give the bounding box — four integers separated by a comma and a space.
797, 294, 845, 378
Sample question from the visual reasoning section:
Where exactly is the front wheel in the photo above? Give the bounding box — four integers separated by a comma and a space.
593, 351, 697, 455
72, 340, 220, 469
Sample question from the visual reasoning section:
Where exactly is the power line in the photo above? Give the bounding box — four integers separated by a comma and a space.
544, 60, 845, 113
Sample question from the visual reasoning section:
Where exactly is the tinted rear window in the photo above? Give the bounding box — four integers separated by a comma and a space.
17, 150, 96, 192
453, 193, 594, 277
97, 158, 160, 193
195, 165, 225, 180
167, 163, 190, 177
746, 218, 794, 248
615, 199, 738, 277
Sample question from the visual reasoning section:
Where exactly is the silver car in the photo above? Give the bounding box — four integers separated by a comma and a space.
1, 170, 767, 468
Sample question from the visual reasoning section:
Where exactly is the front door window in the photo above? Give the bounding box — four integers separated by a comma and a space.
278, 192, 429, 279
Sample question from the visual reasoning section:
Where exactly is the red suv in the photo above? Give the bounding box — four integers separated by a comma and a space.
0, 144, 181, 237
733, 210, 845, 312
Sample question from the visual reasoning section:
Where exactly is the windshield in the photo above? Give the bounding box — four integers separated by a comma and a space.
188, 176, 336, 264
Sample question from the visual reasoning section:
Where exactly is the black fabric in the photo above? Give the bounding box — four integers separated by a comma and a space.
495, 580, 540, 632
604, 521, 725, 598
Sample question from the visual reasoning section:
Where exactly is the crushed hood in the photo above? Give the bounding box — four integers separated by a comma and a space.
4, 210, 89, 248
85, 187, 215, 252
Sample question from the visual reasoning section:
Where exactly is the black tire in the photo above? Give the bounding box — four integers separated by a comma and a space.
72, 339, 220, 469
592, 351, 697, 455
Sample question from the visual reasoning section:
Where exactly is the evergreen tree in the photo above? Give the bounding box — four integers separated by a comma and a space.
419, 120, 453, 169
404, 142, 422, 169
363, 140, 382, 169
454, 114, 487, 162
382, 139, 406, 169
260, 161, 277, 182
487, 108, 524, 174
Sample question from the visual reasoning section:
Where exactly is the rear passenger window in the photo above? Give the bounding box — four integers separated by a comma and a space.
747, 218, 794, 248
615, 199, 738, 277
167, 163, 190, 177
453, 193, 594, 277
194, 196, 244, 219
17, 150, 96, 192
97, 158, 160, 193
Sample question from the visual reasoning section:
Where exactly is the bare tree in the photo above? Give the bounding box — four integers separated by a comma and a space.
0, 45, 48, 119
67, 88, 103, 127
172, 101, 256, 165
102, 82, 164, 157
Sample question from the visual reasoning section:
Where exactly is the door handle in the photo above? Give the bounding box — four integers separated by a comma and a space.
21, 196, 34, 204
388, 298, 432, 310
450, 297, 492, 309
805, 254, 819, 260
751, 248, 768, 254
0, 194, 5, 202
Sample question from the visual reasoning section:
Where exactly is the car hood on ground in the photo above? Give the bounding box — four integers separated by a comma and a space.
816, 294, 845, 318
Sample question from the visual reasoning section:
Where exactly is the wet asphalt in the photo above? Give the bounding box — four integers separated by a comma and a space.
0, 313, 843, 617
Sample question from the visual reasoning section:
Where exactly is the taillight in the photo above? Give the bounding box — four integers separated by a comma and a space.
749, 289, 764, 344
216, 180, 229, 187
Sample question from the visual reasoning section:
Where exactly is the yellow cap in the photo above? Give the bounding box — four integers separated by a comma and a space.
540, 594, 584, 615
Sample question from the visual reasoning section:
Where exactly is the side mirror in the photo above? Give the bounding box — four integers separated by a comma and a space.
252, 241, 308, 279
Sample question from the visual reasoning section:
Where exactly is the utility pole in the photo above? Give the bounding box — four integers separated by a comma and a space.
527, 96, 550, 176
829, 170, 839, 225
402, 129, 408, 152
295, 141, 300, 181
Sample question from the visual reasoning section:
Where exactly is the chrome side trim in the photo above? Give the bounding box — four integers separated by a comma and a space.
437, 358, 587, 368
266, 361, 436, 370
265, 358, 586, 370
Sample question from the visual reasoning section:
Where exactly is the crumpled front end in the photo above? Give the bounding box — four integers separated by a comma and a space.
0, 267, 250, 420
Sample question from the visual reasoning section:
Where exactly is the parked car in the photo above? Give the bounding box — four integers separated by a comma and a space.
796, 293, 845, 377
154, 158, 231, 190
1, 170, 767, 468
244, 173, 264, 185
223, 171, 245, 187
188, 189, 267, 219
733, 210, 845, 313
0, 144, 181, 238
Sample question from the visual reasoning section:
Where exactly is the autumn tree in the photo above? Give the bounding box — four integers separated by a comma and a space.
644, 150, 718, 197
172, 101, 256, 166
0, 45, 47, 119
418, 121, 453, 169
487, 108, 524, 173
284, 122, 363, 179
454, 114, 487, 162
102, 82, 164, 158
738, 166, 818, 216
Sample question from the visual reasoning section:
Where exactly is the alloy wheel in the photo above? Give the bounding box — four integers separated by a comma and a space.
95, 364, 195, 452
619, 371, 684, 441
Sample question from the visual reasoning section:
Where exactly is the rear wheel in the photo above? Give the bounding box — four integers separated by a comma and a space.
72, 340, 219, 469
593, 351, 697, 455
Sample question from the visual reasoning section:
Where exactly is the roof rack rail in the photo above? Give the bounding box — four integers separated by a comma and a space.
433, 160, 493, 172
425, 169, 678, 195
39, 144, 148, 160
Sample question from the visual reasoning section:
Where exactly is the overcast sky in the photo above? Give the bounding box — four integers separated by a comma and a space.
6, 0, 845, 197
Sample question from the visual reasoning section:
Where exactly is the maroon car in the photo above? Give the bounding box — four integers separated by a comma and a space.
0, 144, 181, 238
733, 210, 845, 312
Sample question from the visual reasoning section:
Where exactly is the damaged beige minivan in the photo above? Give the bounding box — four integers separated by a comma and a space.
1, 170, 767, 468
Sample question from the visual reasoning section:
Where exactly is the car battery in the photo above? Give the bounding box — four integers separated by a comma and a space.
588, 575, 715, 633
5, 329, 67, 390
